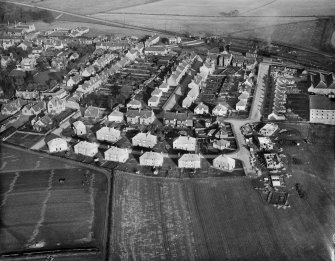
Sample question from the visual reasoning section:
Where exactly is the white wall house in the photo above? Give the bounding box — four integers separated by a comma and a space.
47, 138, 68, 153
104, 146, 129, 163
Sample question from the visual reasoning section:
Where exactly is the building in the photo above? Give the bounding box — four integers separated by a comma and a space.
108, 110, 124, 122
21, 57, 36, 71
47, 137, 68, 153
140, 152, 164, 167
194, 102, 209, 115
213, 155, 235, 171
173, 136, 196, 151
127, 99, 142, 109
22, 101, 45, 116
132, 132, 157, 148
213, 103, 228, 116
145, 35, 160, 47
145, 46, 168, 55
309, 95, 335, 125
178, 154, 201, 169
164, 112, 193, 127
96, 127, 121, 143
148, 96, 160, 107
308, 73, 335, 95
1, 98, 27, 115
104, 146, 129, 163
236, 99, 247, 111
126, 110, 155, 125
159, 82, 170, 92
264, 153, 283, 169
151, 88, 163, 98
258, 123, 279, 136
84, 106, 105, 120
258, 137, 274, 151
74, 141, 98, 157
47, 97, 66, 115
32, 115, 53, 132
73, 120, 86, 136
213, 139, 230, 150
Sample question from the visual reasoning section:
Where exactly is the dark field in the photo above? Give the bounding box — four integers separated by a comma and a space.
0, 145, 109, 259
5, 132, 44, 149
110, 171, 333, 261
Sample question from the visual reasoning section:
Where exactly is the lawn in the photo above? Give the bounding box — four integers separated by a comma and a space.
110, 171, 333, 260
0, 145, 109, 259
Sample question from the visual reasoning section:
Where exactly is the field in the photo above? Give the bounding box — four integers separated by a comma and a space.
5, 132, 44, 149
110, 170, 334, 261
0, 144, 109, 259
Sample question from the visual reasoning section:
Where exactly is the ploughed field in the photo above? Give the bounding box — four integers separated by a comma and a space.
110, 172, 332, 261
0, 145, 109, 258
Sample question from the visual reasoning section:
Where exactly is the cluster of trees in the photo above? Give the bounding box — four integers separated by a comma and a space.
0, 2, 54, 24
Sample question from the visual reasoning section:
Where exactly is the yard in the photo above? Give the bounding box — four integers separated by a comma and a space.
0, 144, 109, 259
5, 132, 45, 149
110, 172, 333, 260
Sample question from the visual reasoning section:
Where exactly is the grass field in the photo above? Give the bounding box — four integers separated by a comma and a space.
5, 132, 44, 149
110, 170, 334, 260
0, 145, 109, 259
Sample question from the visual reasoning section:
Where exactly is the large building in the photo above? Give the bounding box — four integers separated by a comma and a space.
309, 95, 335, 125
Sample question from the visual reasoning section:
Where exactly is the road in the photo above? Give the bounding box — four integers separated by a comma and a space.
2, 0, 182, 36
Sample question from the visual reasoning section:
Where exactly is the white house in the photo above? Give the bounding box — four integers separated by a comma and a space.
236, 99, 247, 111
108, 110, 124, 122
151, 88, 163, 98
213, 155, 235, 171
96, 127, 121, 143
73, 120, 86, 136
148, 96, 160, 107
127, 99, 142, 109
47, 97, 66, 114
74, 141, 98, 157
104, 146, 129, 163
173, 136, 196, 151
178, 154, 201, 169
47, 138, 68, 153
258, 123, 279, 137
213, 103, 228, 116
159, 82, 170, 92
194, 102, 209, 115
213, 139, 230, 150
132, 132, 157, 148
140, 152, 164, 167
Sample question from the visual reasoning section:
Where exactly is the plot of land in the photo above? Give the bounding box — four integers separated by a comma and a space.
0, 145, 109, 259
110, 171, 333, 261
5, 132, 44, 149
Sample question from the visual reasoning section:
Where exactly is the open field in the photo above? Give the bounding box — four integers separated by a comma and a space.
110, 171, 334, 261
0, 144, 109, 259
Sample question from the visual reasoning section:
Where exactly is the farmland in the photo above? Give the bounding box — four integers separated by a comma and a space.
0, 144, 109, 260
110, 171, 333, 261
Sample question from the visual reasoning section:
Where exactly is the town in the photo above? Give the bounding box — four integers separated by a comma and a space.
0, 3, 335, 259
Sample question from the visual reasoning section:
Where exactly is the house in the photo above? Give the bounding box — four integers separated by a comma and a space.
96, 127, 121, 143
84, 106, 105, 120
15, 90, 39, 100
308, 73, 335, 95
1, 55, 14, 68
1, 98, 27, 115
132, 132, 157, 148
168, 36, 181, 44
238, 91, 250, 101
213, 103, 228, 116
264, 153, 283, 169
74, 141, 98, 157
127, 99, 142, 109
213, 155, 235, 171
67, 75, 82, 87
140, 152, 164, 167
145, 46, 168, 55
173, 136, 196, 151
215, 128, 229, 139
81, 66, 95, 77
32, 46, 43, 55
104, 146, 129, 163
258, 123, 279, 136
164, 112, 193, 127
108, 109, 124, 122
73, 120, 86, 135
269, 175, 283, 187
148, 96, 160, 107
145, 34, 160, 47
236, 99, 247, 111
18, 41, 32, 51
194, 102, 209, 115
47, 97, 66, 114
151, 88, 163, 98
159, 82, 170, 92
33, 115, 53, 132
126, 110, 155, 125
22, 101, 45, 115
51, 56, 68, 71
21, 57, 36, 70
47, 137, 68, 153
309, 95, 335, 125
213, 139, 230, 150
178, 154, 201, 169
125, 49, 139, 61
